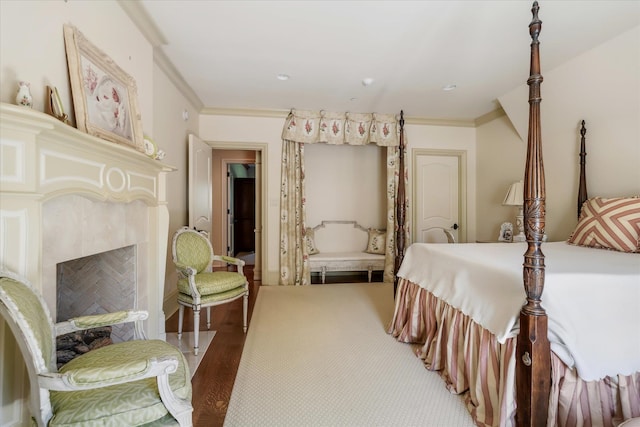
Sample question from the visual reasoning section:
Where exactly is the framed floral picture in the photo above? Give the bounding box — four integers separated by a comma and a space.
63, 24, 144, 153
498, 222, 514, 242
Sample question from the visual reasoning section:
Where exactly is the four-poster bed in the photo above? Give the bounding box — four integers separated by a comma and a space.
390, 2, 640, 426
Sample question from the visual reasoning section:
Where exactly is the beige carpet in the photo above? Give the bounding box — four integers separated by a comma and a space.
224, 283, 475, 426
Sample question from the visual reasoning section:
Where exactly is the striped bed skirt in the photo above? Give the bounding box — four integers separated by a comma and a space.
387, 278, 640, 427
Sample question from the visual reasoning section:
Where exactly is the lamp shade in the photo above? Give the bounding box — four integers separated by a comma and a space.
503, 181, 524, 206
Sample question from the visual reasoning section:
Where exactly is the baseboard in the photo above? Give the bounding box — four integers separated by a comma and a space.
163, 289, 179, 319
263, 269, 280, 285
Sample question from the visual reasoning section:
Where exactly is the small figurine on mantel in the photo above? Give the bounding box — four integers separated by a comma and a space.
15, 81, 33, 108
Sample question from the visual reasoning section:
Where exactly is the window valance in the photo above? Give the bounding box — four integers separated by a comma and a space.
281, 109, 400, 146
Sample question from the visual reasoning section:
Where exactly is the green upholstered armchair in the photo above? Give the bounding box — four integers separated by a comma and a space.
171, 227, 249, 356
0, 270, 193, 427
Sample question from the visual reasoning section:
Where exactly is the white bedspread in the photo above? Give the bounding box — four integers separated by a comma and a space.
397, 241, 640, 381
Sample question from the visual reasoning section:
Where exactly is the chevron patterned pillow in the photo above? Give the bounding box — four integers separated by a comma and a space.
568, 197, 640, 253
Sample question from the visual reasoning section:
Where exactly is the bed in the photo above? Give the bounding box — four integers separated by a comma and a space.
389, 3, 640, 426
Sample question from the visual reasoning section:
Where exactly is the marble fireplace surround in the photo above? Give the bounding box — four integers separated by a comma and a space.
0, 103, 175, 340
46, 196, 144, 331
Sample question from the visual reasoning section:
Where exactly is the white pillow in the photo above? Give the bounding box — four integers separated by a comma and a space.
305, 228, 319, 255
365, 229, 386, 255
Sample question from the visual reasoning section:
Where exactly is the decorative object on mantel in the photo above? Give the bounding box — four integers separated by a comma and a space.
502, 180, 525, 242
143, 135, 166, 160
45, 85, 69, 124
63, 24, 145, 154
143, 135, 158, 158
15, 81, 33, 108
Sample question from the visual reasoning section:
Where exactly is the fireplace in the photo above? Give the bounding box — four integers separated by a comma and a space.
0, 103, 175, 423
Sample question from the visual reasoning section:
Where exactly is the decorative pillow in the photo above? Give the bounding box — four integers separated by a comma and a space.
567, 196, 640, 253
304, 228, 319, 255
365, 229, 386, 255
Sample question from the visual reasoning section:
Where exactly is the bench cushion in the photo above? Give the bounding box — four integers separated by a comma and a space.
309, 252, 384, 262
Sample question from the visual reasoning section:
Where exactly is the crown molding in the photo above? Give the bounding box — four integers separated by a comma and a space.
118, 0, 203, 111
200, 107, 291, 118
153, 48, 204, 110
474, 107, 506, 126
403, 115, 475, 127
116, 0, 502, 129
200, 108, 481, 127
117, 0, 167, 47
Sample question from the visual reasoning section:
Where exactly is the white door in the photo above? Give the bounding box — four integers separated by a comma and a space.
415, 154, 460, 243
188, 134, 213, 239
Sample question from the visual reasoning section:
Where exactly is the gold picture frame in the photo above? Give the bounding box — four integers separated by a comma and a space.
45, 86, 69, 124
63, 24, 144, 153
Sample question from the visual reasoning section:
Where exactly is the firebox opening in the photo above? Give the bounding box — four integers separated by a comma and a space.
56, 245, 137, 343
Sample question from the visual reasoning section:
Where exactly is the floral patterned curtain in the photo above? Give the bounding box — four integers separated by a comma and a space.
281, 110, 400, 146
279, 109, 409, 285
279, 140, 308, 285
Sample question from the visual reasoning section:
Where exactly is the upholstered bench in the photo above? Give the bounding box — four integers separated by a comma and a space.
306, 220, 386, 284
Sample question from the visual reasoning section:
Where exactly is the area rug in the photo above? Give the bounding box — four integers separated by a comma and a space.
224, 283, 474, 426
166, 330, 216, 378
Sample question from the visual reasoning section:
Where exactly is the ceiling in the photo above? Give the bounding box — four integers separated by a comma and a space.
136, 1, 640, 122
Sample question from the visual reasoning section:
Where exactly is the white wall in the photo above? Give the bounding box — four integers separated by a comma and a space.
305, 143, 387, 230
476, 115, 525, 241
0, 1, 153, 136
405, 123, 478, 242
152, 63, 201, 313
479, 25, 640, 241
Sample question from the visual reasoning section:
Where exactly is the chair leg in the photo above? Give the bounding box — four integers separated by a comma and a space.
177, 305, 185, 339
242, 292, 248, 333
206, 307, 211, 330
368, 267, 372, 282
193, 307, 200, 356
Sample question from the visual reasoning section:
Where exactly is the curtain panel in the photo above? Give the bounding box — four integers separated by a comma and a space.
279, 109, 408, 286
279, 140, 309, 286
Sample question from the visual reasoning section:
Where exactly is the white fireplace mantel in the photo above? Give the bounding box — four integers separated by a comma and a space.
0, 102, 176, 425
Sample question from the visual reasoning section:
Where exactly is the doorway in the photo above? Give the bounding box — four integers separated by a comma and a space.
227, 164, 256, 258
211, 147, 265, 281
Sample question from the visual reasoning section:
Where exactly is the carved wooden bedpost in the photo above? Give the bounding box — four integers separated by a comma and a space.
516, 2, 551, 426
578, 120, 588, 218
394, 111, 406, 296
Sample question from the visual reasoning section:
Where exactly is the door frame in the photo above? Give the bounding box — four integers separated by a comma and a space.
210, 141, 267, 282
411, 148, 467, 243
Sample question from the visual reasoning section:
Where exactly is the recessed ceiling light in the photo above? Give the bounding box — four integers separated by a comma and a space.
277, 74, 290, 81
442, 84, 457, 91
362, 78, 375, 87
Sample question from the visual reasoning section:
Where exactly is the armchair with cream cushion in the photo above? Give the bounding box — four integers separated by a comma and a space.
0, 270, 193, 426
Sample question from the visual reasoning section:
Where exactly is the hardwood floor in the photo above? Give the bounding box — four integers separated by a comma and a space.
164, 268, 379, 426
165, 266, 260, 427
